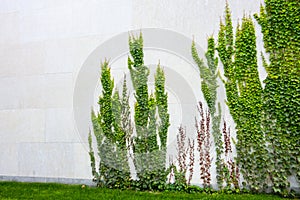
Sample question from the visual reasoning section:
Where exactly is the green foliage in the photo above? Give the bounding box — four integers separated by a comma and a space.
90, 61, 131, 189
127, 33, 170, 190
88, 130, 97, 180
89, 34, 171, 191
217, 4, 268, 191
216, 1, 299, 194
213, 104, 223, 187
254, 0, 300, 194
147, 94, 158, 152
192, 37, 222, 188
128, 34, 149, 143
112, 89, 126, 149
155, 64, 170, 150
119, 75, 133, 148
86, 1, 300, 193
205, 38, 218, 75
98, 60, 114, 141
191, 39, 218, 115
128, 33, 153, 155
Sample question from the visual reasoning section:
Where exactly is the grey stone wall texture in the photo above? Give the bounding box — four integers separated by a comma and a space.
2, 0, 295, 189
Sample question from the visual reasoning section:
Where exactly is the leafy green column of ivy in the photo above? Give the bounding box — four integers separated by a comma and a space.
128, 34, 151, 154
147, 94, 158, 152
217, 4, 268, 191
89, 61, 114, 187
88, 126, 98, 182
89, 61, 130, 188
97, 62, 119, 188
119, 75, 133, 148
110, 81, 132, 184
128, 34, 169, 190
128, 34, 152, 163
98, 61, 114, 141
192, 38, 223, 188
112, 90, 125, 148
154, 64, 170, 174
111, 77, 132, 188
155, 64, 170, 150
192, 38, 218, 114
254, 0, 300, 193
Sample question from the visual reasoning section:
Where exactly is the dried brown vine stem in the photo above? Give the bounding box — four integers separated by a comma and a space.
227, 159, 240, 189
196, 101, 212, 187
222, 120, 240, 188
177, 125, 187, 173
222, 121, 232, 156
204, 110, 212, 186
187, 138, 195, 185
196, 102, 205, 171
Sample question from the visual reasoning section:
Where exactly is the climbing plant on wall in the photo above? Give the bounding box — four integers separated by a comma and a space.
153, 63, 170, 179
128, 34, 149, 146
128, 34, 154, 182
98, 61, 114, 141
87, 1, 299, 195
254, 0, 300, 194
217, 3, 268, 191
89, 61, 131, 189
119, 75, 133, 150
155, 64, 170, 151
192, 37, 223, 188
216, 1, 300, 194
89, 33, 170, 191
128, 33, 170, 190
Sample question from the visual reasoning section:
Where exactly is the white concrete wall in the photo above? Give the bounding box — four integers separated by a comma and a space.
0, 0, 263, 183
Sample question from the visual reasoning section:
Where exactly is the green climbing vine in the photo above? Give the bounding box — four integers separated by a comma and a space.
254, 0, 300, 194
128, 34, 150, 148
155, 64, 170, 151
217, 3, 268, 191
88, 130, 97, 180
215, 1, 299, 195
119, 75, 133, 149
89, 34, 170, 191
89, 61, 131, 188
86, 1, 299, 195
192, 37, 223, 188
128, 33, 170, 190
98, 61, 114, 141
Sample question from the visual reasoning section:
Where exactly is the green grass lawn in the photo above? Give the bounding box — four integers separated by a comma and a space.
0, 181, 291, 200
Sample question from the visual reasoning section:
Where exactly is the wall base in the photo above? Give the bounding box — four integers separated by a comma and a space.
0, 175, 94, 186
